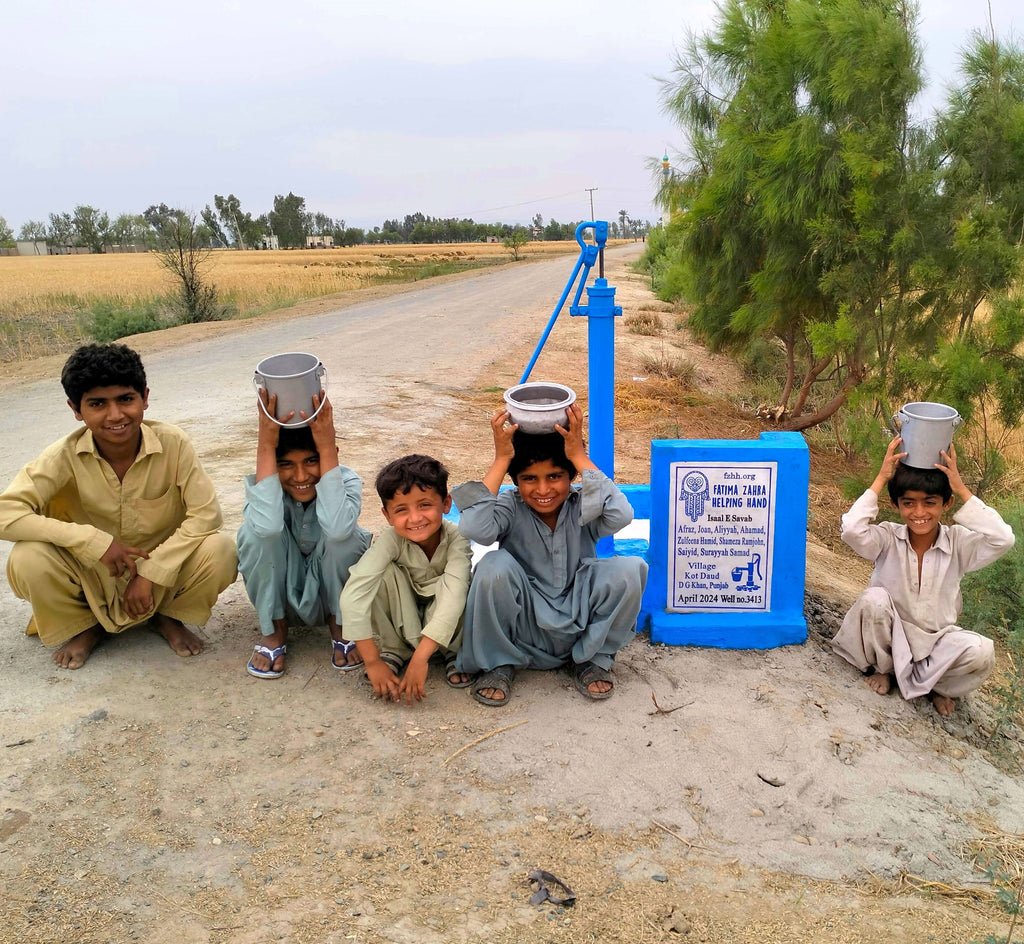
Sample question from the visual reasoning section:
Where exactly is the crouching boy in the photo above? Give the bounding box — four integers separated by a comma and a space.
237, 389, 370, 678
0, 343, 237, 669
453, 403, 648, 706
340, 454, 472, 704
832, 436, 1015, 715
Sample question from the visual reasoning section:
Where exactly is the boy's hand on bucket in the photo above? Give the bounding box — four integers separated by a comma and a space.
555, 403, 598, 473
257, 388, 292, 442
491, 409, 517, 460
870, 437, 907, 496
936, 444, 970, 503
304, 394, 335, 446
878, 436, 907, 481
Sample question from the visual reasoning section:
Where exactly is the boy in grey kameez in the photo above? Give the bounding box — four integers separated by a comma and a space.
237, 389, 370, 678
832, 436, 1014, 715
454, 403, 648, 706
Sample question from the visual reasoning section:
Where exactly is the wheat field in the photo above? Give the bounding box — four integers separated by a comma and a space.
0, 242, 579, 362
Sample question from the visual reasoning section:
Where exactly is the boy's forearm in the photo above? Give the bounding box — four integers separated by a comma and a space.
482, 456, 511, 495
868, 473, 889, 497
408, 636, 439, 665
254, 442, 278, 483
354, 637, 382, 664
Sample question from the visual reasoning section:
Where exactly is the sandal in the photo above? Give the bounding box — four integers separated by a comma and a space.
247, 643, 286, 679
331, 638, 363, 672
472, 664, 515, 706
362, 647, 401, 675
445, 657, 474, 689
573, 661, 614, 700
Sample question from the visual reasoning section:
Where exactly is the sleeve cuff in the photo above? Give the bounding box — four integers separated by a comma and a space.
452, 480, 494, 511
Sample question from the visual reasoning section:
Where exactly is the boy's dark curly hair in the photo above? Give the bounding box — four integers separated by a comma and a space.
275, 424, 318, 460
61, 343, 147, 409
508, 430, 577, 483
376, 454, 449, 504
887, 462, 953, 504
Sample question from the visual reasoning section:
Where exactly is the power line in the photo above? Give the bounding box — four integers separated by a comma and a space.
476, 190, 582, 214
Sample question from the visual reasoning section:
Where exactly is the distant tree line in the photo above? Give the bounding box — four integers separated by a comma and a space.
1, 196, 651, 253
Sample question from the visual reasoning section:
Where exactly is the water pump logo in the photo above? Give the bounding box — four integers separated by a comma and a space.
679, 471, 709, 522
731, 554, 763, 591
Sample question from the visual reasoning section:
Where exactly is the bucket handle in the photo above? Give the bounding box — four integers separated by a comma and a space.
252, 365, 329, 428
890, 409, 963, 438
890, 410, 963, 433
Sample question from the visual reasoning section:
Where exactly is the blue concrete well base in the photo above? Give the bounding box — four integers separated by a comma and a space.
644, 432, 809, 649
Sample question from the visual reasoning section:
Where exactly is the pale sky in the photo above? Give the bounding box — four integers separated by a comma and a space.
0, 0, 1018, 233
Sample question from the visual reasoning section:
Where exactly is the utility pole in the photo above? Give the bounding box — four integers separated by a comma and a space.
585, 187, 598, 220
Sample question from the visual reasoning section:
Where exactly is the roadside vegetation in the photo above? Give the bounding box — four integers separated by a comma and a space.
0, 241, 580, 361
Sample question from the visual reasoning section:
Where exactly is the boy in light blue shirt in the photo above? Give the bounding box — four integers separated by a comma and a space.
237, 390, 370, 678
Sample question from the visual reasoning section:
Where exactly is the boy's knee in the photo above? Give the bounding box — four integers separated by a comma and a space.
600, 555, 647, 592
473, 549, 519, 586
969, 634, 995, 674
197, 532, 239, 585
7, 541, 58, 585
858, 586, 894, 616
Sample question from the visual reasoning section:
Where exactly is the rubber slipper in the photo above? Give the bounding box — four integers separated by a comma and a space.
445, 657, 474, 689
472, 664, 515, 706
331, 638, 363, 672
573, 661, 613, 700
363, 652, 405, 682
247, 643, 286, 679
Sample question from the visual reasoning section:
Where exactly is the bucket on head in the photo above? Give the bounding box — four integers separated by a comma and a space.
891, 401, 962, 469
253, 352, 328, 428
503, 382, 577, 434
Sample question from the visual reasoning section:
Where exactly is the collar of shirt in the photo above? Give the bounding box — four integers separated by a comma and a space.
75, 421, 163, 460
892, 519, 954, 555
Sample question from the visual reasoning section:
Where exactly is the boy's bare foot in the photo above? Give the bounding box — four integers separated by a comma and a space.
52, 625, 104, 669
865, 672, 892, 695
929, 691, 956, 716
154, 614, 204, 657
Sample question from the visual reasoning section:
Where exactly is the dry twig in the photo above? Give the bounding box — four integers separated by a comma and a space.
440, 720, 529, 768
649, 692, 692, 715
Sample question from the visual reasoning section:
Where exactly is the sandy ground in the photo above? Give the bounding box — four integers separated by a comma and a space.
1, 246, 1022, 943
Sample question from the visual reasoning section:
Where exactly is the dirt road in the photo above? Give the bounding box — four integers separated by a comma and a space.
0, 246, 1020, 943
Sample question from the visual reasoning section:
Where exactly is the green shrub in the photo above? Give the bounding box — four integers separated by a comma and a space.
89, 299, 168, 343
962, 499, 1024, 739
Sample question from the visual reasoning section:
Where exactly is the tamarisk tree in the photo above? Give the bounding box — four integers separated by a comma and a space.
658, 0, 928, 431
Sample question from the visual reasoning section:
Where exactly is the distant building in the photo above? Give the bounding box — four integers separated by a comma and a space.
256, 234, 280, 250
16, 240, 48, 256
305, 234, 334, 249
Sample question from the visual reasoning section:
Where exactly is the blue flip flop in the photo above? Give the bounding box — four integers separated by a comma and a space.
331, 638, 363, 672
247, 643, 286, 679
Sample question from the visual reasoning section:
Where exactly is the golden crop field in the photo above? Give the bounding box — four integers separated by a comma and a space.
0, 242, 580, 362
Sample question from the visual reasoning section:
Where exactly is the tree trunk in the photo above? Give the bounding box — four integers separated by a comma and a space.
778, 333, 796, 411
791, 354, 832, 417
781, 367, 862, 432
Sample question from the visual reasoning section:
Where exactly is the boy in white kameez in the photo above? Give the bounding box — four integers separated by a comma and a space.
832, 436, 1015, 715
340, 455, 472, 705
453, 403, 648, 707
237, 389, 370, 678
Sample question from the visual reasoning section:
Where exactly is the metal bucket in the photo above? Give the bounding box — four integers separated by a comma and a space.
503, 382, 577, 434
892, 401, 961, 468
253, 352, 328, 428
